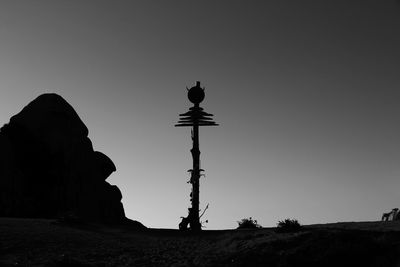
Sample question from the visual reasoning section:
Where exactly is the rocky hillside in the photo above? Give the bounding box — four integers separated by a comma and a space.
0, 94, 127, 223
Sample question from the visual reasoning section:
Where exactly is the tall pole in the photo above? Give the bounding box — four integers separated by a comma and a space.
175, 81, 218, 231
190, 105, 201, 231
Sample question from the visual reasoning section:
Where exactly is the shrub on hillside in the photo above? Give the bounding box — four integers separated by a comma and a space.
237, 217, 262, 229
276, 218, 302, 233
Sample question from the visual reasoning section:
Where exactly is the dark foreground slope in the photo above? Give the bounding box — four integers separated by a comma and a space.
1, 218, 400, 267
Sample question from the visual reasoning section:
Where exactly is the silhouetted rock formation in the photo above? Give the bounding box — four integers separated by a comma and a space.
0, 94, 131, 224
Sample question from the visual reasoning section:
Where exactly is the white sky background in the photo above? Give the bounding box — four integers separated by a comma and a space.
0, 1, 400, 229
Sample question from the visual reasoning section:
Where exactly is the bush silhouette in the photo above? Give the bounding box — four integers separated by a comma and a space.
237, 217, 262, 229
276, 218, 302, 233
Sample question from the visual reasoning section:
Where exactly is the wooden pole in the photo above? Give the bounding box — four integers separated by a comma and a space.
176, 81, 217, 231
190, 104, 201, 231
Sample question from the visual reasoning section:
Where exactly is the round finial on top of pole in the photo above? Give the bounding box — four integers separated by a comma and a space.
188, 81, 205, 104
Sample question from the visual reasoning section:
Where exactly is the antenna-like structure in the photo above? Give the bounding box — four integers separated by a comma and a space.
175, 81, 218, 231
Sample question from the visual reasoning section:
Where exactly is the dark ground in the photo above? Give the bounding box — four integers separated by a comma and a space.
1, 218, 400, 267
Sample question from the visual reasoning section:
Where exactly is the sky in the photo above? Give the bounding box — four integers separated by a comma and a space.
0, 1, 400, 229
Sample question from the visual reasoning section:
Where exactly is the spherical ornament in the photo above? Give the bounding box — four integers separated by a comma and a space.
188, 82, 205, 104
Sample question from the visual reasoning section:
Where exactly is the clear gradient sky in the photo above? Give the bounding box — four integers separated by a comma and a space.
0, 1, 399, 229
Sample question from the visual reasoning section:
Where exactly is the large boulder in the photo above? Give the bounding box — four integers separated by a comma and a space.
0, 93, 129, 224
